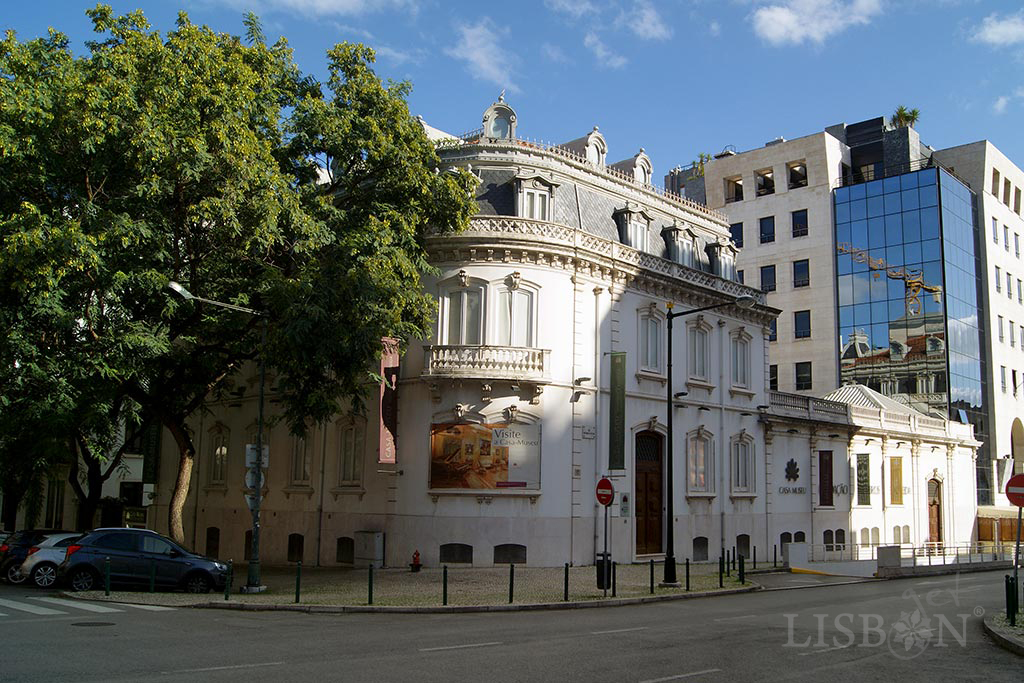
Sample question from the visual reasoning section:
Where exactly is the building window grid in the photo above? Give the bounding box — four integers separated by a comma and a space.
755, 168, 775, 197
1019, 325, 1023, 349
1018, 279, 1022, 304
759, 216, 775, 244
795, 361, 812, 391
999, 316, 1004, 342
1001, 366, 1007, 393
791, 209, 808, 237
1009, 273, 1013, 299
794, 310, 811, 339
996, 266, 1002, 292
760, 264, 776, 293
1011, 320, 1015, 348
1016, 233, 1020, 258
730, 222, 743, 248
1006, 226, 1011, 251
993, 217, 999, 244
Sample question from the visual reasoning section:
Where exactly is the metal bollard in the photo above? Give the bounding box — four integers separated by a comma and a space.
739, 555, 745, 584
649, 559, 654, 595
1006, 574, 1018, 627
753, 546, 757, 569
149, 559, 156, 593
612, 562, 617, 598
368, 564, 374, 605
774, 544, 778, 568
732, 547, 737, 571
224, 560, 233, 601
443, 565, 449, 606
685, 558, 690, 592
295, 561, 302, 604
565, 563, 570, 602
719, 555, 724, 588
726, 551, 731, 577
508, 564, 515, 604
104, 556, 111, 596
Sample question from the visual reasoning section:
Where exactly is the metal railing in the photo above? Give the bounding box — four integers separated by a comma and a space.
805, 541, 1016, 565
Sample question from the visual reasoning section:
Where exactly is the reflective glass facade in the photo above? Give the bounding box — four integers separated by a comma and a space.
834, 167, 991, 501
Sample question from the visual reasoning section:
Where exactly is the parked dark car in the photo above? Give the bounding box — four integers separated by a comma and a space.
57, 528, 229, 593
0, 530, 74, 584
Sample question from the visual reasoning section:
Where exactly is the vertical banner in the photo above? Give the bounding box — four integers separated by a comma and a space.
379, 337, 400, 464
609, 351, 626, 470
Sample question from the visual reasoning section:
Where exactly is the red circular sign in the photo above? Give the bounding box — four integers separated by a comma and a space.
596, 477, 615, 506
1006, 473, 1024, 507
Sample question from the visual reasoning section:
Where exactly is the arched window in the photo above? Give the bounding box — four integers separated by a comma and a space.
730, 431, 754, 494
291, 434, 311, 485
736, 534, 750, 559
871, 527, 880, 546
208, 423, 229, 485
780, 532, 793, 546
688, 317, 712, 381
288, 533, 304, 563
440, 543, 473, 564
687, 428, 715, 494
493, 544, 527, 564
835, 529, 846, 550
205, 527, 220, 559
823, 529, 834, 550
794, 531, 806, 543
336, 537, 354, 564
902, 525, 911, 544
336, 416, 366, 486
496, 286, 535, 347
693, 537, 709, 562
893, 526, 902, 544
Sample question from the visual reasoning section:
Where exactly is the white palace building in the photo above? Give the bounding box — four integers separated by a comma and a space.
119, 100, 983, 568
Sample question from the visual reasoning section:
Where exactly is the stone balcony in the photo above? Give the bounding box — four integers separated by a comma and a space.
422, 345, 552, 383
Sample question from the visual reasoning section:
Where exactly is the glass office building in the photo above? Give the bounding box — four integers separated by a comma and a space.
834, 166, 991, 501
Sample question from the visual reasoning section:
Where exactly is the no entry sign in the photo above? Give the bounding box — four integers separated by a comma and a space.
1006, 473, 1024, 507
596, 477, 615, 506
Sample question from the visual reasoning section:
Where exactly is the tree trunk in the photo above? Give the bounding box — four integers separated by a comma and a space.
166, 419, 196, 546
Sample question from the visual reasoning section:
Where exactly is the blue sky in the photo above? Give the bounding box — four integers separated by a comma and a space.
7, 1, 1024, 184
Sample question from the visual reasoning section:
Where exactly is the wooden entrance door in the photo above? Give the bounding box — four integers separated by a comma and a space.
635, 431, 664, 555
927, 479, 942, 545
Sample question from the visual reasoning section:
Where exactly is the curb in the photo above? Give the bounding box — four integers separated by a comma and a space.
759, 577, 880, 591
983, 614, 1024, 657
171, 584, 761, 614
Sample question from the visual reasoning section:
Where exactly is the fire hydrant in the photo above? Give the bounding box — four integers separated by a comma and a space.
410, 550, 422, 573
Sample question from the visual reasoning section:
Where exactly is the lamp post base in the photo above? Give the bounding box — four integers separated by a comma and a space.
658, 581, 681, 588
241, 584, 267, 594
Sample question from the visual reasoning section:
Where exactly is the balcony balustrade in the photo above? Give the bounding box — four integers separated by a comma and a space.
422, 345, 551, 382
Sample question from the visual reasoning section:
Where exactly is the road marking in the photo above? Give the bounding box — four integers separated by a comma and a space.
916, 581, 940, 586
796, 645, 851, 656
592, 626, 649, 635
113, 603, 176, 611
713, 615, 756, 622
32, 598, 122, 613
0, 598, 64, 615
639, 668, 722, 683
161, 662, 285, 675
419, 641, 502, 652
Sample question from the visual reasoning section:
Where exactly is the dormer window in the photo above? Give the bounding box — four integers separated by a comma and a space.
610, 149, 653, 186
514, 172, 559, 221
614, 204, 652, 251
481, 95, 517, 140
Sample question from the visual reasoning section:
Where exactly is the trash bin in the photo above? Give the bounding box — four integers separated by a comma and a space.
596, 552, 611, 589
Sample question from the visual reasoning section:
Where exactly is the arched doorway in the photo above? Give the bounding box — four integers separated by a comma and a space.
927, 479, 942, 545
1011, 418, 1024, 476
635, 431, 664, 555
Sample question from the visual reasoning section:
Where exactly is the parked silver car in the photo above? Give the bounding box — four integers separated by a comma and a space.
17, 533, 83, 588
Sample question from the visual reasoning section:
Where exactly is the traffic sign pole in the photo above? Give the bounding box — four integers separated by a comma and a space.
596, 477, 614, 597
1005, 473, 1024, 595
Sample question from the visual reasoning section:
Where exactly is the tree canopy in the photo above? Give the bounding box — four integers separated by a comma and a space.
0, 5, 475, 541
890, 105, 920, 129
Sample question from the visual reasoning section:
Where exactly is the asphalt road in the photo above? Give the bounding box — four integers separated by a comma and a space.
2, 570, 1019, 682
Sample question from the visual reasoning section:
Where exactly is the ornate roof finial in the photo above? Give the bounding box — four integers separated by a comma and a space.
498, 89, 505, 103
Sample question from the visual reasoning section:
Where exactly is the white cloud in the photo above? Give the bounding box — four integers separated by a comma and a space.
541, 43, 570, 63
751, 0, 883, 46
584, 31, 627, 69
624, 1, 673, 41
973, 12, 1024, 47
329, 22, 375, 41
373, 45, 425, 65
709, 20, 721, 37
217, 0, 418, 16
993, 95, 1010, 114
544, 0, 596, 18
445, 19, 519, 93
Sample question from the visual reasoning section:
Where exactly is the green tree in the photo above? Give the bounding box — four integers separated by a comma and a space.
0, 6, 474, 543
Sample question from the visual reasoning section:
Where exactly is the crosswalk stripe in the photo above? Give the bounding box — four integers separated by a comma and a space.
31, 597, 122, 613
113, 603, 175, 612
0, 598, 65, 615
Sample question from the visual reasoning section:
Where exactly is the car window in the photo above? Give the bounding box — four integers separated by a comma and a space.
141, 536, 175, 555
55, 536, 83, 548
93, 532, 138, 551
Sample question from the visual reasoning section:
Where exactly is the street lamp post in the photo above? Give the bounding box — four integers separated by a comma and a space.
663, 294, 756, 586
168, 281, 266, 592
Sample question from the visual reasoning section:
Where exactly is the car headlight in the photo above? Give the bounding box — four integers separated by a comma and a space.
213, 562, 228, 571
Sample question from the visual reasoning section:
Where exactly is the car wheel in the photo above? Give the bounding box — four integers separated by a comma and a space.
31, 563, 58, 589
69, 567, 98, 592
6, 564, 27, 585
184, 572, 211, 594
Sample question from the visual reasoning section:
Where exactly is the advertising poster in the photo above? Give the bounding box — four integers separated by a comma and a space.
429, 423, 541, 490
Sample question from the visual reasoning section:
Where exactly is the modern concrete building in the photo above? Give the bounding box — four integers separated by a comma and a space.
684, 116, 1024, 526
